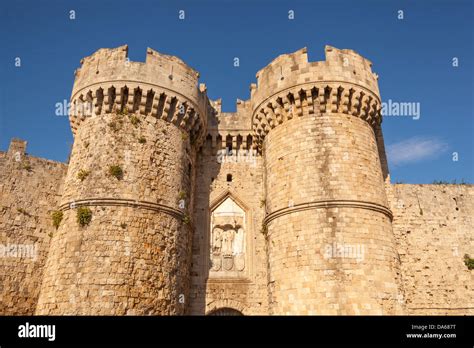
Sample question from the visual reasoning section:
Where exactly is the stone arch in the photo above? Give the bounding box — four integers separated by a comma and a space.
206, 299, 246, 315
207, 307, 244, 316
209, 189, 249, 213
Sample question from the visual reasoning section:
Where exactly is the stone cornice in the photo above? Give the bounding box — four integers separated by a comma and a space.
69, 82, 208, 146
264, 199, 393, 226
59, 198, 184, 220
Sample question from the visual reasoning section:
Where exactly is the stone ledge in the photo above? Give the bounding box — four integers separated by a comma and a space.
59, 198, 184, 219
264, 199, 393, 226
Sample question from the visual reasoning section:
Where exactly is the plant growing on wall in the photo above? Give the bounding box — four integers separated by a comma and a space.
464, 254, 474, 270
130, 115, 140, 127
108, 165, 123, 180
77, 169, 90, 181
77, 207, 92, 226
16, 208, 31, 216
22, 162, 32, 171
51, 210, 63, 229
182, 214, 191, 225
260, 223, 268, 238
116, 106, 129, 116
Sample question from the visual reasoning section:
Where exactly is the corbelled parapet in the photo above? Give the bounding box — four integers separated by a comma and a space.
205, 99, 257, 153
70, 45, 209, 146
250, 46, 382, 148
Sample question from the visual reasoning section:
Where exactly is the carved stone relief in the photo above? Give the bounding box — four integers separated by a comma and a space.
210, 196, 246, 275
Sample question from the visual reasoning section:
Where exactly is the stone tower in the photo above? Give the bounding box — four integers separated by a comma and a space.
252, 46, 404, 314
2, 45, 472, 317
36, 45, 209, 314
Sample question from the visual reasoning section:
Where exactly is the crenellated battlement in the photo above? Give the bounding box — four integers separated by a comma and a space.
252, 46, 379, 103
73, 45, 201, 98
204, 98, 258, 153
250, 46, 382, 146
209, 99, 252, 130
7, 138, 27, 158
70, 45, 210, 145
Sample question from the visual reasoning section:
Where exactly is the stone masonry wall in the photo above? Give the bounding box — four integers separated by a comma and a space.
188, 100, 268, 315
388, 184, 474, 315
0, 139, 67, 314
263, 114, 403, 314
189, 144, 267, 314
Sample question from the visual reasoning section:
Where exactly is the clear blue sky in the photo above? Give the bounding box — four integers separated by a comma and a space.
0, 0, 472, 183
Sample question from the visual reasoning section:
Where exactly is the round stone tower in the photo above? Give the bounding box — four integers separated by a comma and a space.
252, 46, 404, 314
36, 45, 208, 314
